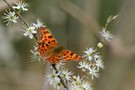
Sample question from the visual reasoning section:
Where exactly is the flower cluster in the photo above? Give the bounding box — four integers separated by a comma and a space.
78, 47, 104, 80
69, 76, 92, 90
3, 1, 28, 25
30, 46, 42, 62
13, 1, 29, 12
46, 62, 93, 90
3, 10, 19, 25
23, 19, 44, 39
100, 28, 113, 42
3, 1, 45, 39
47, 70, 62, 89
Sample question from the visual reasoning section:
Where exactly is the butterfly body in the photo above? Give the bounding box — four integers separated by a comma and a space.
38, 26, 81, 64
44, 46, 64, 59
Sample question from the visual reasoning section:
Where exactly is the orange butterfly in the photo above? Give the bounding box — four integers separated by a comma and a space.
38, 26, 81, 64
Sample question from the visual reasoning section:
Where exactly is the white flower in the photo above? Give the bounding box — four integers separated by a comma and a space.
47, 70, 60, 85
100, 28, 113, 42
70, 76, 92, 90
69, 85, 82, 90
56, 61, 65, 69
53, 82, 62, 90
72, 76, 82, 86
13, 1, 29, 11
78, 61, 90, 71
33, 19, 45, 29
30, 46, 42, 62
93, 53, 104, 69
95, 58, 104, 70
24, 26, 36, 39
88, 67, 99, 80
47, 70, 62, 89
93, 53, 100, 61
83, 48, 95, 61
60, 69, 73, 81
82, 81, 92, 90
3, 10, 19, 25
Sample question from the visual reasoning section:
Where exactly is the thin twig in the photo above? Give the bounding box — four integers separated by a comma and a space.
3, 0, 29, 27
3, 0, 38, 41
52, 64, 68, 90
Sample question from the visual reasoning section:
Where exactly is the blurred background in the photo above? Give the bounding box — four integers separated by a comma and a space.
0, 0, 135, 90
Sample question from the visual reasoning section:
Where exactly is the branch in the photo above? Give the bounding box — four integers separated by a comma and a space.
3, 0, 38, 41
52, 64, 68, 90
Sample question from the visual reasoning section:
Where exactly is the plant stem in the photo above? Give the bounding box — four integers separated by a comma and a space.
3, 0, 38, 40
52, 64, 68, 90
3, 0, 28, 27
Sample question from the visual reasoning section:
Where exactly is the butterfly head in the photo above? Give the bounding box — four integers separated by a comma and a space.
39, 26, 46, 33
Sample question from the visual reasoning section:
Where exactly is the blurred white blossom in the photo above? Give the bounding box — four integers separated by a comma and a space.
93, 53, 100, 61
78, 61, 90, 71
71, 76, 82, 86
53, 82, 62, 90
33, 19, 45, 29
69, 76, 92, 90
95, 58, 104, 70
88, 67, 99, 80
24, 26, 36, 39
13, 1, 29, 11
100, 28, 113, 42
30, 46, 42, 62
93, 53, 104, 69
82, 81, 92, 90
69, 85, 82, 90
56, 61, 65, 69
83, 48, 95, 61
47, 70, 61, 87
3, 10, 19, 25
60, 69, 73, 81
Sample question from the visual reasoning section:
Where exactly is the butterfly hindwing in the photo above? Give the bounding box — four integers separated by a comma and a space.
46, 50, 81, 63
62, 50, 81, 61
46, 54, 62, 63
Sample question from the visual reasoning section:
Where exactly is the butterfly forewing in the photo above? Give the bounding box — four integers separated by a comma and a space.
38, 27, 58, 56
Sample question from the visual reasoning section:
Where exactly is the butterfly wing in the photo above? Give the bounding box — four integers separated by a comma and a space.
38, 27, 58, 56
62, 50, 81, 61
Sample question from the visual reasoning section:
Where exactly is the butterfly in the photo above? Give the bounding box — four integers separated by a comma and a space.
38, 26, 81, 64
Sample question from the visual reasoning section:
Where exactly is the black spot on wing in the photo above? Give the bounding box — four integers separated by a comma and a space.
48, 35, 53, 38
